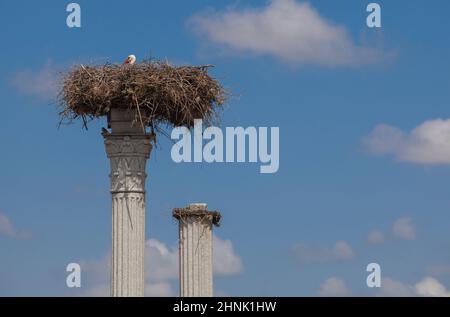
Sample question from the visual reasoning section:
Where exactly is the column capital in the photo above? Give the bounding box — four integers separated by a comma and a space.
103, 133, 153, 159
173, 204, 221, 227
103, 133, 153, 194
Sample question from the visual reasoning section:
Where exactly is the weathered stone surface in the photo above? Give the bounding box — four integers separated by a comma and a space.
103, 111, 152, 297
174, 203, 218, 297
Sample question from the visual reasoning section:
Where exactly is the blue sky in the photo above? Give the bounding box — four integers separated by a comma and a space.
1, 0, 450, 296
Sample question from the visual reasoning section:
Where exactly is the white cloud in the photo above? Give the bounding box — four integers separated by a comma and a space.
367, 230, 384, 244
291, 241, 354, 264
213, 236, 244, 276
415, 277, 450, 297
145, 236, 244, 280
319, 277, 351, 297
365, 119, 450, 165
378, 277, 416, 297
0, 212, 31, 240
11, 60, 59, 101
81, 281, 174, 297
189, 0, 384, 66
145, 282, 174, 297
145, 239, 178, 282
0, 213, 17, 238
80, 240, 178, 297
333, 241, 354, 259
81, 236, 243, 296
393, 217, 415, 240
378, 277, 450, 297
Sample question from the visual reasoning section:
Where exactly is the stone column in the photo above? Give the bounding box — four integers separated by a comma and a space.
103, 109, 152, 297
173, 203, 221, 297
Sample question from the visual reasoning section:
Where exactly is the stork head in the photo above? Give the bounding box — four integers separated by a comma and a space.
123, 54, 137, 65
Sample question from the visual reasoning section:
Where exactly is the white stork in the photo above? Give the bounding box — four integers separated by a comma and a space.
123, 54, 137, 65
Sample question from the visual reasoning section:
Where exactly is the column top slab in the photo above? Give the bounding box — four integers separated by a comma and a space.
173, 205, 221, 227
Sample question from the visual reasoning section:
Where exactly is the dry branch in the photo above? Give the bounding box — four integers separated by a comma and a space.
58, 60, 227, 132
173, 208, 222, 227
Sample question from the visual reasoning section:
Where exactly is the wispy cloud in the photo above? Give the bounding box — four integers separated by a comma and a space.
367, 230, 385, 244
318, 277, 351, 297
79, 240, 177, 297
378, 277, 450, 297
80, 236, 243, 296
10, 60, 59, 101
213, 236, 244, 276
144, 239, 178, 282
367, 217, 416, 244
0, 212, 31, 240
377, 277, 416, 297
365, 119, 450, 165
392, 217, 416, 240
290, 241, 354, 264
188, 0, 386, 67
415, 277, 450, 297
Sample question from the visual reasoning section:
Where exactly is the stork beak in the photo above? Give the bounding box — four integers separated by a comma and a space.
123, 59, 129, 65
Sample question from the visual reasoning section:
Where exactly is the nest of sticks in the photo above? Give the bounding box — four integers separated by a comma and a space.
173, 208, 221, 227
58, 60, 227, 131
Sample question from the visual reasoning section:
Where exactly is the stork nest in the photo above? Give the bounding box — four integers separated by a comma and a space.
173, 208, 221, 227
58, 60, 227, 130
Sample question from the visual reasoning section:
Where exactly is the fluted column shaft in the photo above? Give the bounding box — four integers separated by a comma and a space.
173, 204, 221, 297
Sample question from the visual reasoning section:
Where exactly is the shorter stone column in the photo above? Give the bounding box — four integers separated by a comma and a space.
173, 203, 221, 297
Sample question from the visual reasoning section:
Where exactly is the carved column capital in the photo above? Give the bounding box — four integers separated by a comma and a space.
103, 134, 153, 194
103, 134, 152, 158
